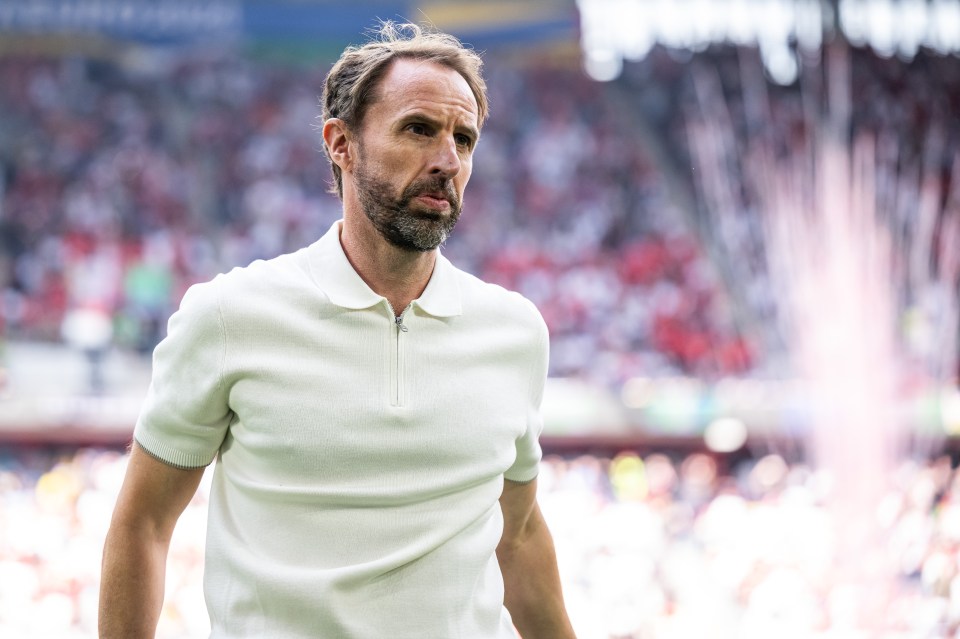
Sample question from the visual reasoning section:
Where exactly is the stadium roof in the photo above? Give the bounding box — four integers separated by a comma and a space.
0, 0, 579, 52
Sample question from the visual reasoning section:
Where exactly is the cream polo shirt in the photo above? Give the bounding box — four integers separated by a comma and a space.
134, 220, 548, 639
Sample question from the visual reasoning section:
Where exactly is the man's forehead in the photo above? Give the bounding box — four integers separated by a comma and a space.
372, 58, 479, 123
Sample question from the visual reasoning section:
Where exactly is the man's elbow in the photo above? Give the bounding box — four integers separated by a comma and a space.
498, 506, 549, 556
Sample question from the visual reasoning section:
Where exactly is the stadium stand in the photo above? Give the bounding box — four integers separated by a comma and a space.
0, 49, 752, 390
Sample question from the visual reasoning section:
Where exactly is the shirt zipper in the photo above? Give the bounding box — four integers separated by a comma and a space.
388, 304, 410, 407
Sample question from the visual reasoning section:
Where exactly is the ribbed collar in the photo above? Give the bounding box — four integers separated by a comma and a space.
307, 220, 463, 318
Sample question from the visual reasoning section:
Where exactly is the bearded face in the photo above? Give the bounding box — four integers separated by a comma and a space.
353, 152, 462, 253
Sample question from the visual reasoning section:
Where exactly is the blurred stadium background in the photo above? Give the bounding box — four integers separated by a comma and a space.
0, 0, 958, 637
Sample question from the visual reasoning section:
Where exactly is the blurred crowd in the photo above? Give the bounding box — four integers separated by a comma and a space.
3, 444, 960, 638
616, 44, 960, 377
0, 47, 753, 389
1, 42, 957, 392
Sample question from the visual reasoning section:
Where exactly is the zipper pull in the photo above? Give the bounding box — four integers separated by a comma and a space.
396, 316, 409, 332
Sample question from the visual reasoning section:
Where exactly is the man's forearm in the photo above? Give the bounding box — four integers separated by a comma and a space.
99, 523, 170, 638
497, 510, 576, 639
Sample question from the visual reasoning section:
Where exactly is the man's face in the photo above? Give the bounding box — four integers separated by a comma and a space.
349, 58, 480, 252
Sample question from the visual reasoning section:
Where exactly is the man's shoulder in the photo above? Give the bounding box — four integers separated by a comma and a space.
214, 247, 313, 294
180, 247, 314, 318
449, 264, 545, 330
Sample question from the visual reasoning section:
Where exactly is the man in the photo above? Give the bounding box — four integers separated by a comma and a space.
100, 22, 577, 639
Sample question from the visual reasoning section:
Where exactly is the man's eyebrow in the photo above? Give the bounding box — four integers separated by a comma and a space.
458, 123, 481, 142
398, 112, 480, 142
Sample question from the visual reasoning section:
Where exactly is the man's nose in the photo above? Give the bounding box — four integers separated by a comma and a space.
428, 136, 461, 178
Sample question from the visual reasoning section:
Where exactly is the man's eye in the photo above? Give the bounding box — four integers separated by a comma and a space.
455, 134, 473, 149
408, 123, 428, 135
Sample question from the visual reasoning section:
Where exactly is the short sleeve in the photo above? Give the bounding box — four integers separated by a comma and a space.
133, 277, 233, 469
503, 310, 548, 484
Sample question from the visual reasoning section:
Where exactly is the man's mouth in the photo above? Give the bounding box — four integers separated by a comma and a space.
415, 192, 452, 210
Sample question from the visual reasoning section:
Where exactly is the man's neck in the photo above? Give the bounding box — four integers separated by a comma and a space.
338, 213, 437, 317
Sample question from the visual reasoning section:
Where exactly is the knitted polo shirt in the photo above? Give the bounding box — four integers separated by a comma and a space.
134, 220, 548, 638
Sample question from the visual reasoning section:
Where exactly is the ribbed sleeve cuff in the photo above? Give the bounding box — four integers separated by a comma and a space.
133, 427, 216, 470
503, 467, 539, 485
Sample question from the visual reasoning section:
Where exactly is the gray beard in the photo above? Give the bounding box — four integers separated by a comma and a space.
353, 161, 462, 252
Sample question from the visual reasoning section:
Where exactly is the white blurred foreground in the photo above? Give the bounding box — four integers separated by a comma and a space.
2, 447, 960, 638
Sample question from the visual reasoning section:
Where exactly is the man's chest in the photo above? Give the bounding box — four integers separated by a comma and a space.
218, 309, 533, 492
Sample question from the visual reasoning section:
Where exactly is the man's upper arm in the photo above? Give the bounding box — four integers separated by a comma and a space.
134, 279, 233, 470
109, 442, 206, 541
499, 478, 541, 549
503, 305, 548, 484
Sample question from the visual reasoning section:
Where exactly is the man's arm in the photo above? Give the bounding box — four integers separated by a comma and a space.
99, 442, 205, 638
497, 478, 576, 639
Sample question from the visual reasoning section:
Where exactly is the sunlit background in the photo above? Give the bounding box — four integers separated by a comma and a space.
0, 0, 958, 637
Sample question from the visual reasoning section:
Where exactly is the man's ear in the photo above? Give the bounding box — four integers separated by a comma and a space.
323, 118, 354, 173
